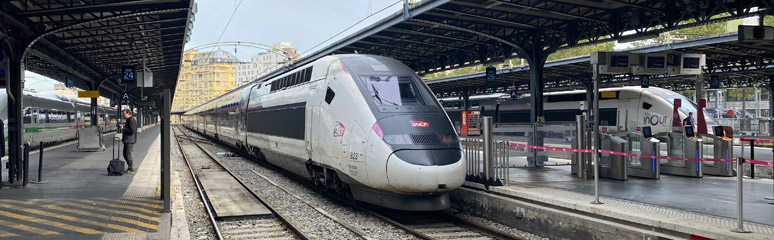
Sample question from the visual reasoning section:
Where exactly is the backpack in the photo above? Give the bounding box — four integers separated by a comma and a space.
108, 159, 125, 176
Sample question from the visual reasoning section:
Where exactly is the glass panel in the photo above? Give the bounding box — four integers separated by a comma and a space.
600, 136, 611, 168
629, 136, 642, 167
701, 138, 716, 166
666, 134, 685, 167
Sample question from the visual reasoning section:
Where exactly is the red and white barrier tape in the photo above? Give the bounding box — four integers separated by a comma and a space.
506, 142, 774, 166
739, 138, 774, 143
746, 159, 774, 167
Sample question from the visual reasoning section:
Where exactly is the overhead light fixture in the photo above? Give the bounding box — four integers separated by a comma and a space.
617, 32, 661, 44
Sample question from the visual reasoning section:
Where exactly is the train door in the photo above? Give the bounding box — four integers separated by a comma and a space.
618, 100, 630, 132
306, 82, 322, 159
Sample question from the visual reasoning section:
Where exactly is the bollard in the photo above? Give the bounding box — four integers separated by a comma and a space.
731, 157, 751, 233
22, 142, 30, 187
749, 139, 755, 179
37, 141, 43, 182
482, 116, 494, 188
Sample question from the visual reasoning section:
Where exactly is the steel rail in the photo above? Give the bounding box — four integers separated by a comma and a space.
172, 127, 224, 240
175, 126, 310, 240
180, 125, 521, 240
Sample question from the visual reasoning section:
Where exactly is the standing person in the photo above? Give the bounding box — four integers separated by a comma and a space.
121, 109, 138, 174
683, 112, 695, 127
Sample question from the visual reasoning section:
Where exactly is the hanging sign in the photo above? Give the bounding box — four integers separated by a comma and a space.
77, 90, 100, 98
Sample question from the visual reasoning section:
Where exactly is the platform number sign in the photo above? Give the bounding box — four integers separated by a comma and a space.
710, 75, 720, 89
510, 89, 518, 100
65, 75, 75, 88
485, 67, 496, 82
640, 76, 649, 88
121, 66, 136, 85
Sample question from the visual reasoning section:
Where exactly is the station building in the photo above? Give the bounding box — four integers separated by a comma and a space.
236, 42, 299, 87
171, 48, 240, 122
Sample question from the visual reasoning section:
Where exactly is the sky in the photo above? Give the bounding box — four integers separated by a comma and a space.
27, 0, 403, 92
185, 0, 401, 60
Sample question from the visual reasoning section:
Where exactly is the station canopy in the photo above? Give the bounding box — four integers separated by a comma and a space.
1, 0, 194, 104
428, 32, 774, 95
295, 0, 772, 94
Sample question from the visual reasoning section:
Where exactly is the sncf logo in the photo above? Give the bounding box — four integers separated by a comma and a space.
410, 121, 429, 127
333, 121, 345, 137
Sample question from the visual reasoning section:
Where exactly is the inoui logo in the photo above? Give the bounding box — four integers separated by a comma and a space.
643, 113, 668, 126
410, 121, 429, 127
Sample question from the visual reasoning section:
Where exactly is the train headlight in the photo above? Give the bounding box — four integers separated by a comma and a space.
440, 134, 459, 144
383, 134, 408, 145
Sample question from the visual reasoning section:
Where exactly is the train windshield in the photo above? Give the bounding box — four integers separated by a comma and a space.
363, 76, 425, 106
645, 88, 719, 126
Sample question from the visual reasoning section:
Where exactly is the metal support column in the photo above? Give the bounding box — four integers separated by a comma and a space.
5, 41, 25, 186
137, 107, 143, 133
90, 97, 98, 126
524, 43, 550, 167
161, 89, 171, 212
591, 64, 602, 204
767, 77, 774, 202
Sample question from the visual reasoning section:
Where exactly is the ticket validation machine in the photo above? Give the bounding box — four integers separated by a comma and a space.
700, 126, 735, 176
598, 134, 629, 180
616, 127, 660, 179
656, 126, 703, 177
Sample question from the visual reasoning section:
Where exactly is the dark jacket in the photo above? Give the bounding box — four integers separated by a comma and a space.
122, 116, 138, 144
683, 116, 695, 126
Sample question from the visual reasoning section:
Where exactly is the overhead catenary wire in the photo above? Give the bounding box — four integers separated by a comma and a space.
201, 0, 244, 64
300, 0, 402, 56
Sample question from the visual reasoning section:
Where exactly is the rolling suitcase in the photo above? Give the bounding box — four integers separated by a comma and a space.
107, 136, 125, 176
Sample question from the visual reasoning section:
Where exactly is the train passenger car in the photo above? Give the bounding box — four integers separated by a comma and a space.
440, 86, 719, 134
184, 54, 465, 211
0, 90, 118, 154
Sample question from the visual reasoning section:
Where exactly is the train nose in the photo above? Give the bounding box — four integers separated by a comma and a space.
385, 149, 465, 193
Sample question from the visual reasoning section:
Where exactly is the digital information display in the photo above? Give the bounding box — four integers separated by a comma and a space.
122, 66, 136, 84
646, 56, 665, 68
609, 55, 629, 67
485, 67, 496, 82
682, 57, 700, 69
710, 75, 720, 88
666, 54, 678, 66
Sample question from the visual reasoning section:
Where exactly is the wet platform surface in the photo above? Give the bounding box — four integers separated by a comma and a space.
507, 165, 774, 225
0, 126, 166, 239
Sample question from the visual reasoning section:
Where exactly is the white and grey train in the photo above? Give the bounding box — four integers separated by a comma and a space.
184, 54, 465, 211
0, 90, 119, 153
441, 86, 719, 134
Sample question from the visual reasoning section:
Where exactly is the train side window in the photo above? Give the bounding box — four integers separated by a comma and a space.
642, 102, 652, 110
23, 109, 33, 124
325, 87, 335, 104
471, 101, 480, 108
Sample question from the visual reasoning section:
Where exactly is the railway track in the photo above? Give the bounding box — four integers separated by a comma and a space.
173, 127, 307, 240
179, 127, 523, 240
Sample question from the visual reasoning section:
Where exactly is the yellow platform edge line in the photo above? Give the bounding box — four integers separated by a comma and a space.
0, 228, 20, 237
0, 199, 159, 225
43, 205, 158, 230
0, 218, 61, 236
122, 197, 162, 204
0, 209, 101, 234
56, 201, 160, 222
97, 198, 162, 209
73, 199, 159, 215
0, 203, 143, 233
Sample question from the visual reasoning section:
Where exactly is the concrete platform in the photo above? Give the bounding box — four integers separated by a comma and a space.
455, 164, 774, 240
198, 171, 271, 218
0, 125, 170, 240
